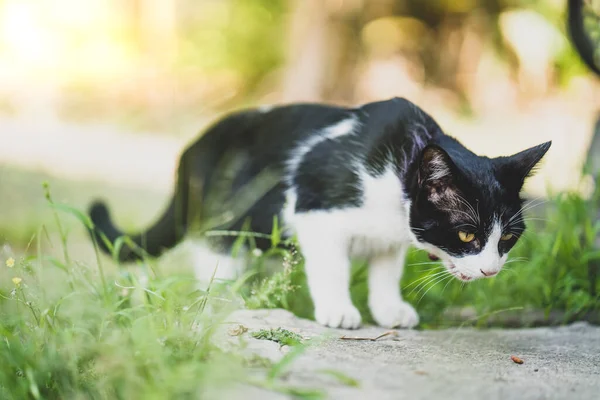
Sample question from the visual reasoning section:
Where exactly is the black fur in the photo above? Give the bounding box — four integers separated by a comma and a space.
408, 140, 550, 258
88, 97, 550, 263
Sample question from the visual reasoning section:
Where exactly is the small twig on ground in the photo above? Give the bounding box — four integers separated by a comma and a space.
340, 330, 398, 341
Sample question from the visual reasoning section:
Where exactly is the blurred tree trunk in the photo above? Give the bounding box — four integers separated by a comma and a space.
589, 115, 600, 298
322, 1, 365, 104
401, 0, 503, 104
280, 0, 506, 106
280, 0, 331, 103
281, 0, 365, 104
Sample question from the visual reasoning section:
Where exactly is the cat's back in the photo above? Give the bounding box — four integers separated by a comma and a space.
226, 102, 357, 154
194, 97, 439, 159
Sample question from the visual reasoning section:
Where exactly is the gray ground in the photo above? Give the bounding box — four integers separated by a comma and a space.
217, 309, 600, 400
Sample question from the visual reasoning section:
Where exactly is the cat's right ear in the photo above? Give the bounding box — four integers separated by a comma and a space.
418, 145, 455, 186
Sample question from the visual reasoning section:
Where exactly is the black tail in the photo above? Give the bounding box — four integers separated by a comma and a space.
88, 158, 190, 263
568, 0, 600, 77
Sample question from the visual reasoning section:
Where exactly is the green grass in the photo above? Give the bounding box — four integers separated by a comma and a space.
0, 219, 242, 398
251, 328, 304, 346
1, 182, 598, 398
0, 187, 316, 399
0, 259, 237, 398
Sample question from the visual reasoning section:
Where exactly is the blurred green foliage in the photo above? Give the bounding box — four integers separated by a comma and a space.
56, 0, 599, 130
177, 0, 287, 94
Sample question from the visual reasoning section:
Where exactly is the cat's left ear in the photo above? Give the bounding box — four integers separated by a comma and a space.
418, 145, 457, 186
494, 141, 552, 192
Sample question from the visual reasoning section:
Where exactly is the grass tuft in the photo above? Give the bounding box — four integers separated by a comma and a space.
250, 327, 304, 346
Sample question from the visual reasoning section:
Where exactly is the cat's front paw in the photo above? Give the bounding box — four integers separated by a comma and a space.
315, 303, 362, 329
370, 300, 419, 329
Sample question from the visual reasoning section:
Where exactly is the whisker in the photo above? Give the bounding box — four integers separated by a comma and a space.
463, 199, 479, 222
441, 274, 454, 295
505, 202, 538, 227
506, 197, 548, 226
454, 223, 478, 230
408, 261, 444, 267
455, 194, 479, 224
451, 209, 478, 224
411, 268, 445, 273
407, 278, 435, 297
503, 259, 527, 265
409, 265, 444, 272
413, 273, 445, 300
412, 266, 445, 273
405, 270, 448, 290
518, 217, 549, 222
500, 267, 516, 275
506, 230, 523, 236
521, 196, 548, 210
418, 274, 453, 304
508, 217, 550, 226
406, 270, 448, 295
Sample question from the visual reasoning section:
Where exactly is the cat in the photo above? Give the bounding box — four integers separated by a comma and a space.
88, 97, 551, 329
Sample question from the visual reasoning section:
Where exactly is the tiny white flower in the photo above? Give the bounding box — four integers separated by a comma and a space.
252, 248, 263, 257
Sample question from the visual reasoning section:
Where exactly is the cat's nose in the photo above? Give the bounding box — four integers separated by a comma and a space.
480, 269, 498, 277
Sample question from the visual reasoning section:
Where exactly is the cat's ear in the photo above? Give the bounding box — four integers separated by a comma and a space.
418, 145, 456, 186
495, 141, 552, 192
417, 145, 462, 205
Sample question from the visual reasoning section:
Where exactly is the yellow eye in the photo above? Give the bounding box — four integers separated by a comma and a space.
501, 233, 514, 241
458, 231, 475, 243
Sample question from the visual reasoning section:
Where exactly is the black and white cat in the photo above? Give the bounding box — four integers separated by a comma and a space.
89, 97, 551, 329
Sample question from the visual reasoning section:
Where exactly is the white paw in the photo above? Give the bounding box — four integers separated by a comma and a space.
370, 300, 419, 329
315, 303, 362, 329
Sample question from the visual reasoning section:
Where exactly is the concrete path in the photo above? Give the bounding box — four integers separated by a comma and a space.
218, 309, 600, 400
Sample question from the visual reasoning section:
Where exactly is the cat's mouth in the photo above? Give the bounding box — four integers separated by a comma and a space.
429, 253, 474, 282
450, 270, 472, 281
446, 263, 473, 281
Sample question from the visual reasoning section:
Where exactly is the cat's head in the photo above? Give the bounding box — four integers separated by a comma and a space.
408, 140, 551, 281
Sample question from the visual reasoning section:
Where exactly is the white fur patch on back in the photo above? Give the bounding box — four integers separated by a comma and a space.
258, 104, 273, 113
282, 116, 360, 230
285, 117, 359, 186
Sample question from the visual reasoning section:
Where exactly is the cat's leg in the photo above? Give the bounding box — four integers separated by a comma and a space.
368, 245, 419, 329
188, 240, 243, 290
296, 228, 361, 329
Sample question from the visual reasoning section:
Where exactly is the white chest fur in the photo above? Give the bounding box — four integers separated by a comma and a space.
286, 167, 413, 257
